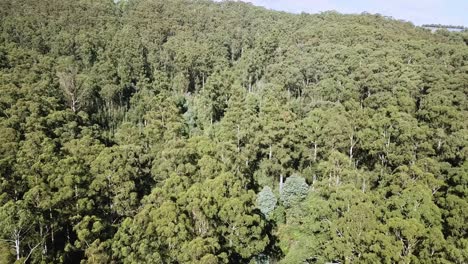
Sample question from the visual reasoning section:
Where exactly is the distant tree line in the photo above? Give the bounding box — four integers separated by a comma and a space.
422, 24, 466, 30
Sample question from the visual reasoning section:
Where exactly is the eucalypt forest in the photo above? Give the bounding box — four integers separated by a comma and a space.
0, 0, 467, 263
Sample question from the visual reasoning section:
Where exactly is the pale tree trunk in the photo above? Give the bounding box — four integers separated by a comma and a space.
279, 174, 284, 192
23, 241, 42, 264
236, 125, 240, 152
437, 139, 442, 150
57, 67, 80, 113
349, 132, 358, 166
71, 94, 77, 113
311, 174, 317, 190
14, 230, 20, 260
49, 209, 54, 244
39, 224, 45, 255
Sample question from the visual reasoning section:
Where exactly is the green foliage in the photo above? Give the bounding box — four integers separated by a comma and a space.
0, 241, 14, 264
280, 175, 309, 208
0, 0, 466, 263
256, 186, 277, 219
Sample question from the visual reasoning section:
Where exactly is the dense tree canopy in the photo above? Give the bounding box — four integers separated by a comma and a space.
0, 0, 467, 263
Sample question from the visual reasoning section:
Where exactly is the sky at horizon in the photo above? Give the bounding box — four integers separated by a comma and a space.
228, 0, 468, 26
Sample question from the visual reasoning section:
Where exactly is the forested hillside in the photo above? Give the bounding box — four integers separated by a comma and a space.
0, 0, 467, 263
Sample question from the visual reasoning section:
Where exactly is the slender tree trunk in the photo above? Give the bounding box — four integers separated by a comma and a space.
236, 125, 240, 152
313, 142, 317, 162
349, 134, 357, 166
14, 231, 20, 260
49, 209, 54, 244
312, 174, 317, 190
279, 174, 284, 192
71, 95, 77, 113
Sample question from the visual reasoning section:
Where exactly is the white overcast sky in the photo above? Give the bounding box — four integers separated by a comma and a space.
219, 0, 468, 26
